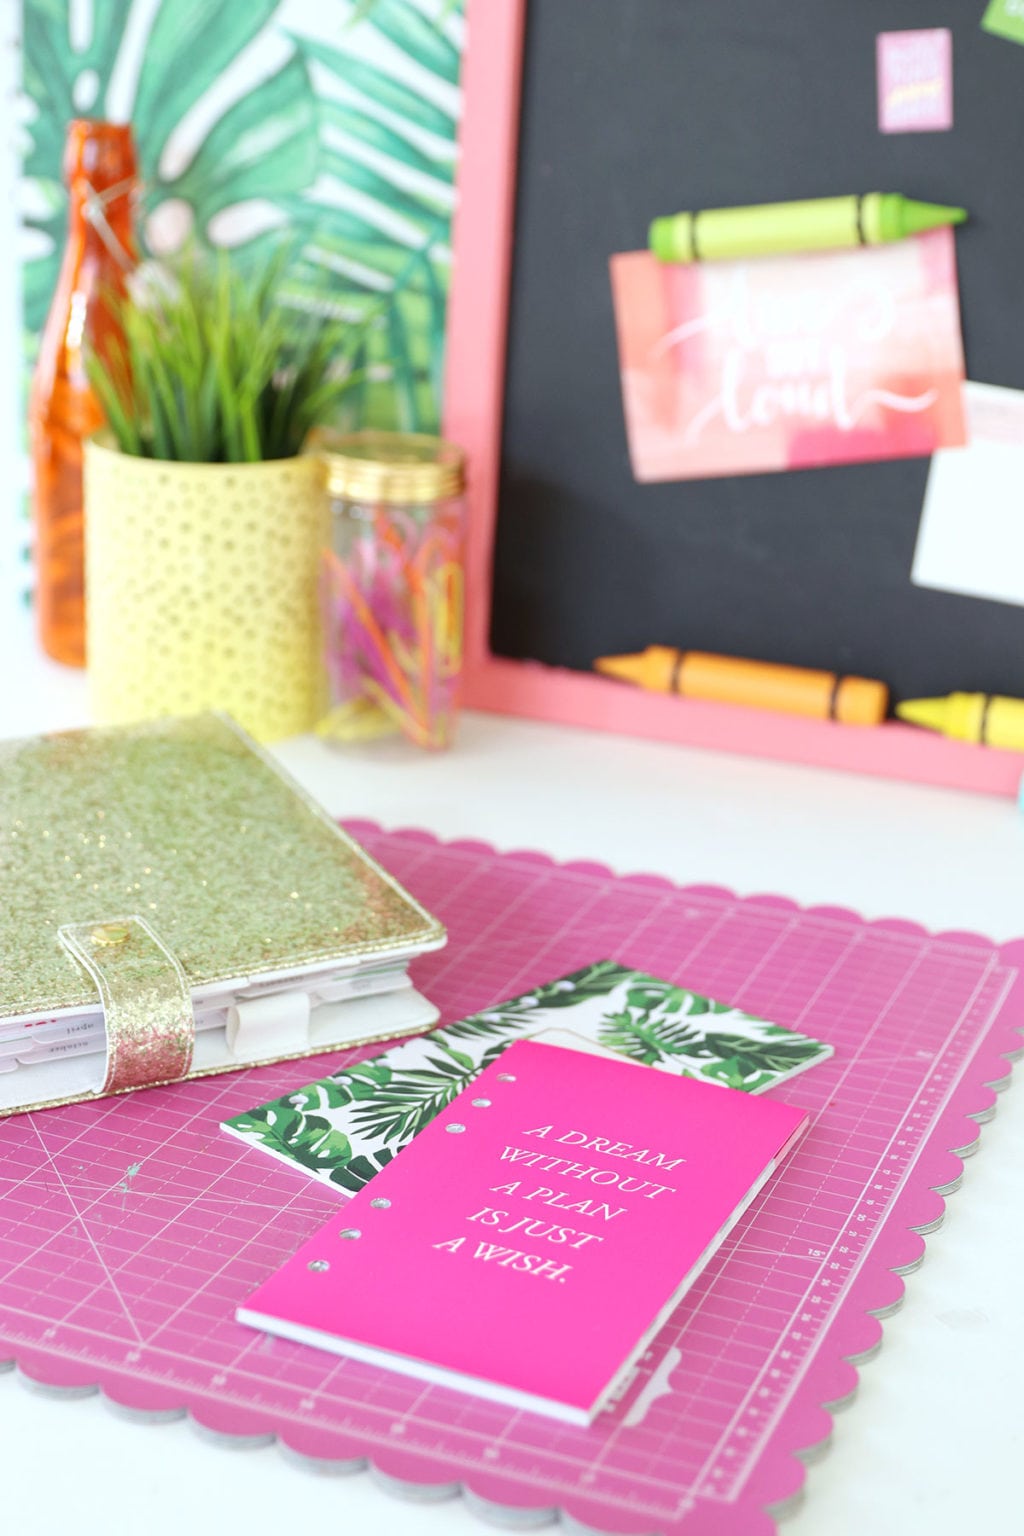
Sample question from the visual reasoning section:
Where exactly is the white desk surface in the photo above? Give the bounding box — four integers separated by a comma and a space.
3, 612, 1024, 1536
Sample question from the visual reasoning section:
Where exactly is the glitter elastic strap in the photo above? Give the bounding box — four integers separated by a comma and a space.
58, 916, 195, 1095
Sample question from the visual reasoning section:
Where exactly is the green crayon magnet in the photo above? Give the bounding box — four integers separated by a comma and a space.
982, 0, 1024, 48
649, 193, 967, 264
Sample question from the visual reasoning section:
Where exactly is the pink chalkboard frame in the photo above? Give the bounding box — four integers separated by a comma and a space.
444, 0, 1023, 799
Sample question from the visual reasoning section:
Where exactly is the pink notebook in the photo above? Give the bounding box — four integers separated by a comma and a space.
238, 1039, 809, 1425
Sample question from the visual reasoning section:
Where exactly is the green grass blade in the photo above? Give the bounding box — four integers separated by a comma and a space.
81, 241, 373, 462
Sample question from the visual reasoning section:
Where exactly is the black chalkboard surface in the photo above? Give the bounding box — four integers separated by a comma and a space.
489, 0, 1024, 704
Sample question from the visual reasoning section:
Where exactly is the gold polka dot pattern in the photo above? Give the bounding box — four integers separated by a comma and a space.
84, 438, 329, 743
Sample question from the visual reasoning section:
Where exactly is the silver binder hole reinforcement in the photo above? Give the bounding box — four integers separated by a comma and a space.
496, 1073, 515, 1082
471, 1098, 492, 1108
339, 1228, 362, 1240
308, 1259, 330, 1272
446, 1123, 466, 1134
370, 1197, 391, 1209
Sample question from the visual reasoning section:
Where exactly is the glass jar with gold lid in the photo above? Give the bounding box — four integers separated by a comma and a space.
312, 429, 467, 750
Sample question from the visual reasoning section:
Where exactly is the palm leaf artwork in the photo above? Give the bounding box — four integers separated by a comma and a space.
230, 969, 627, 1185
21, 0, 318, 336
341, 1031, 511, 1151
21, 0, 463, 434
442, 960, 630, 1044
230, 1101, 396, 1191
692, 1030, 832, 1090
623, 979, 736, 1017
598, 983, 741, 1065
345, 1039, 479, 1144
227, 1035, 482, 1191
598, 992, 830, 1089
231, 1061, 397, 1190
599, 1010, 708, 1066
227, 1101, 308, 1163
287, 1058, 395, 1115
285, 1, 462, 432
225, 965, 833, 1192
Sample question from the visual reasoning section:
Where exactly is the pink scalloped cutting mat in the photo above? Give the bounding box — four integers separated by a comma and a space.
1, 823, 1022, 1536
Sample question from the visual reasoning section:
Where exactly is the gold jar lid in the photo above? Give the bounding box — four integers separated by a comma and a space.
310, 429, 465, 505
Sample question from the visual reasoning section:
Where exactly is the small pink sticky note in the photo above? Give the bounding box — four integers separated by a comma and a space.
877, 29, 953, 134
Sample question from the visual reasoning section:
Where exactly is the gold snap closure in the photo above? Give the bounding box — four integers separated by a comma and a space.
89, 922, 131, 947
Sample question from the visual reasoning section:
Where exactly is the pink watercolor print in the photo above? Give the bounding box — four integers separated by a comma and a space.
610, 230, 966, 484
877, 29, 953, 134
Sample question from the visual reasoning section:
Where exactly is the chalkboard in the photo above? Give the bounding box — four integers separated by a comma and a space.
488, 0, 1024, 704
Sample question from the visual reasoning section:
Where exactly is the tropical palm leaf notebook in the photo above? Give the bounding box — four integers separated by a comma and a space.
223, 962, 831, 1192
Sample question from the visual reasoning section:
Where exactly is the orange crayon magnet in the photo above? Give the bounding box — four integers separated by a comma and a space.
595, 647, 888, 727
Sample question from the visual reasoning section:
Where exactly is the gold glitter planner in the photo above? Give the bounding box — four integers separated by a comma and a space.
0, 713, 445, 1116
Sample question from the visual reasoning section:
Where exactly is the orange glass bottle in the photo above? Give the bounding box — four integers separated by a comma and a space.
29, 120, 138, 666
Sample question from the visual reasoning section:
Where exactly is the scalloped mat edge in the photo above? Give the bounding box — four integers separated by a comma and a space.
1, 820, 1021, 1536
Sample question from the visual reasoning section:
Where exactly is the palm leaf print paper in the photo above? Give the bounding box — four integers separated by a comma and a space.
21, 0, 462, 434
223, 963, 832, 1193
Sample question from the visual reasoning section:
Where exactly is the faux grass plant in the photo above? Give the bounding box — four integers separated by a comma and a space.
88, 249, 362, 463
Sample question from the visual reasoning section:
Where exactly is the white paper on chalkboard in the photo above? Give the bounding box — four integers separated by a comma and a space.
912, 382, 1024, 609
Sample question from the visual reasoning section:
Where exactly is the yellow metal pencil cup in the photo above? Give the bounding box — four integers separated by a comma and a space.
84, 435, 329, 742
